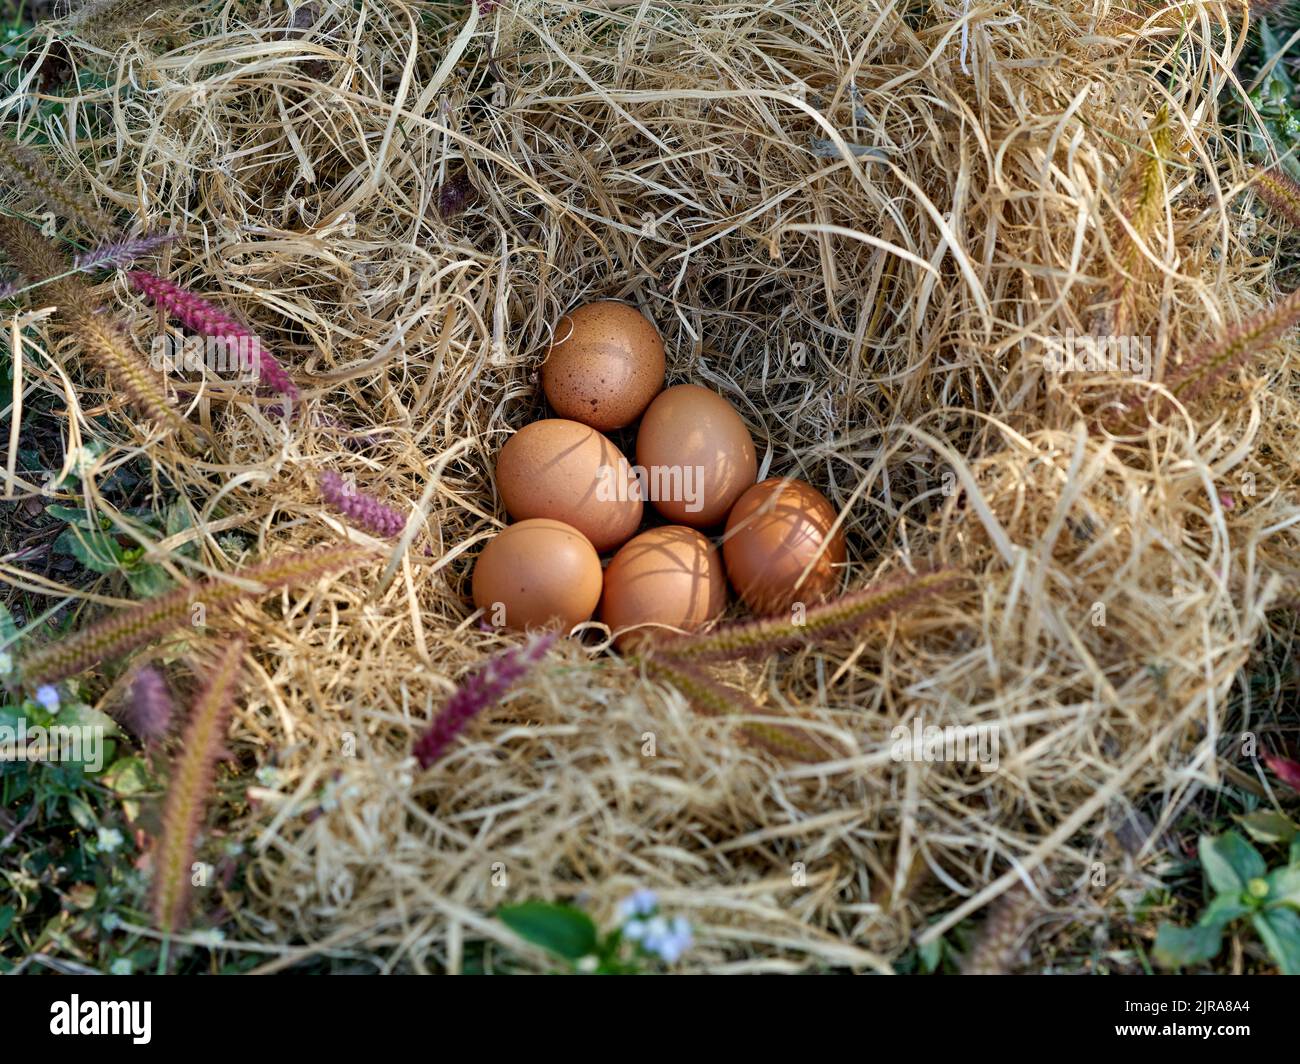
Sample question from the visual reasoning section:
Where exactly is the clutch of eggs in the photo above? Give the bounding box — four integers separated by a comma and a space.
473, 298, 846, 640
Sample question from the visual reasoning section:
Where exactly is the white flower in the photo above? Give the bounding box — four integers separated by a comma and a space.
97, 826, 124, 852
0, 652, 12, 677
110, 959, 133, 976
34, 685, 60, 713
71, 447, 100, 477
577, 955, 599, 973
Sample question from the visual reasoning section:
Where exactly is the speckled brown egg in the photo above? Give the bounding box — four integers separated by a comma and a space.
471, 518, 603, 631
635, 384, 757, 527
723, 478, 846, 615
496, 419, 642, 552
600, 526, 727, 649
542, 301, 665, 431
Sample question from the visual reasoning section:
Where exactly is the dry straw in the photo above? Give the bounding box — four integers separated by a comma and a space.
3, 0, 1300, 972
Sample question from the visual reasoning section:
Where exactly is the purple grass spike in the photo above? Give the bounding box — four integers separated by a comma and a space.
128, 270, 299, 400
73, 231, 175, 274
319, 471, 409, 539
123, 665, 175, 742
414, 632, 556, 769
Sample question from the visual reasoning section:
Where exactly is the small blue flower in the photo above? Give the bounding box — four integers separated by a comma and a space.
639, 914, 693, 964
616, 887, 659, 923
34, 685, 60, 713
623, 918, 647, 941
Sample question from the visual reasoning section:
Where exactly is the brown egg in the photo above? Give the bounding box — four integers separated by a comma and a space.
723, 478, 846, 615
495, 419, 642, 552
471, 518, 603, 631
542, 300, 665, 431
635, 384, 757, 527
600, 526, 727, 649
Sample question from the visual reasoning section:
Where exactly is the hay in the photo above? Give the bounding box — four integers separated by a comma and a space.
6, 0, 1300, 971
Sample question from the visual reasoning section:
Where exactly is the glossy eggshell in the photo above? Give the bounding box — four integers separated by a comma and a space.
635, 384, 757, 527
600, 526, 727, 648
495, 419, 642, 552
542, 301, 666, 431
723, 478, 846, 615
471, 518, 603, 631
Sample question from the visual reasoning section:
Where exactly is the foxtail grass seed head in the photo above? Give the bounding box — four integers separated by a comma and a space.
414, 632, 556, 768
152, 638, 245, 936
651, 570, 962, 661
637, 653, 832, 761
0, 214, 93, 313
73, 231, 175, 274
1167, 285, 1300, 403
128, 271, 299, 399
319, 471, 408, 538
1251, 167, 1300, 231
961, 883, 1039, 975
71, 311, 196, 440
69, 0, 186, 38
123, 665, 175, 742
0, 138, 111, 232
17, 543, 369, 687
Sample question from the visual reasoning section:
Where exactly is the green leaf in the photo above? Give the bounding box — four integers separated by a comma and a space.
1236, 810, 1297, 845
1200, 892, 1250, 929
1260, 20, 1297, 95
1266, 866, 1300, 910
1252, 908, 1300, 975
67, 794, 97, 832
124, 563, 173, 597
165, 501, 199, 559
45, 505, 95, 526
918, 935, 944, 974
54, 524, 123, 574
1199, 832, 1265, 894
102, 755, 151, 795
0, 601, 19, 648
1291, 836, 1300, 870
101, 755, 154, 821
58, 702, 120, 739
1153, 921, 1223, 970
498, 902, 599, 961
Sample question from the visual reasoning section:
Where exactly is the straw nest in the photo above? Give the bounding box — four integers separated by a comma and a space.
6, 0, 1300, 971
